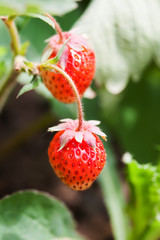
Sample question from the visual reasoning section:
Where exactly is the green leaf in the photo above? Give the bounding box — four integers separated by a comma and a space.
0, 46, 9, 79
20, 41, 30, 55
0, 0, 78, 16
74, 0, 160, 94
98, 65, 160, 164
98, 145, 130, 240
0, 190, 83, 240
23, 13, 55, 30
143, 221, 160, 240
0, 46, 7, 58
124, 155, 160, 239
17, 75, 42, 97
23, 60, 34, 69
0, 61, 7, 79
7, 13, 55, 30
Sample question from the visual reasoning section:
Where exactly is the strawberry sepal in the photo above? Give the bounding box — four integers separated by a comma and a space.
48, 118, 107, 150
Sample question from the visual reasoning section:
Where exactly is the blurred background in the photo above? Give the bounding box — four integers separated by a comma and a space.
1, 0, 160, 239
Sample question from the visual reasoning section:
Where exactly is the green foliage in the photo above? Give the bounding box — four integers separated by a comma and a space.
124, 155, 160, 240
99, 152, 160, 240
0, 46, 8, 79
99, 146, 130, 240
0, 190, 84, 240
74, 0, 160, 94
22, 13, 56, 29
99, 65, 160, 163
17, 75, 42, 97
0, 0, 78, 16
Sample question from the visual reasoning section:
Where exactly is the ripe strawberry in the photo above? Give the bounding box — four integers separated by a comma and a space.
40, 32, 95, 104
48, 119, 106, 191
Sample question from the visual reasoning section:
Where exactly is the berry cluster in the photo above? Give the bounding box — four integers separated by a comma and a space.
40, 15, 107, 191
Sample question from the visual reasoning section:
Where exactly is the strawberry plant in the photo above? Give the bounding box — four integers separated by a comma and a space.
40, 15, 95, 104
1, 1, 160, 240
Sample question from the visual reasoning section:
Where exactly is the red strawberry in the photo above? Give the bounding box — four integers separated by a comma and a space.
40, 32, 95, 104
48, 119, 106, 191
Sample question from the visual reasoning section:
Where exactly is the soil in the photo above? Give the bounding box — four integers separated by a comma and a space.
0, 84, 113, 240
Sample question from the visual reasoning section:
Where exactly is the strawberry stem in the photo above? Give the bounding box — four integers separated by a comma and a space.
2, 16, 21, 56
0, 17, 22, 111
39, 64, 84, 131
45, 13, 63, 43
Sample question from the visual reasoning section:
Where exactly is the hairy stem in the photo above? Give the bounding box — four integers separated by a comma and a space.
45, 13, 63, 43
40, 64, 84, 131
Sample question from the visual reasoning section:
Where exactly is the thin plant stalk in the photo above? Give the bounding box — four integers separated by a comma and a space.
0, 17, 21, 111
39, 64, 84, 131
